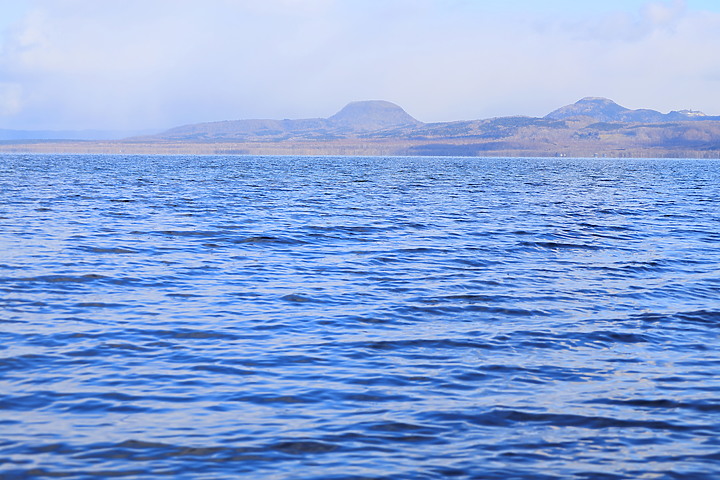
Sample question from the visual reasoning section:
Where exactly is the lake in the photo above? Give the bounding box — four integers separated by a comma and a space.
2, 154, 720, 479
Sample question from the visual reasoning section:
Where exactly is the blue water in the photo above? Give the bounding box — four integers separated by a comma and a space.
1, 154, 720, 479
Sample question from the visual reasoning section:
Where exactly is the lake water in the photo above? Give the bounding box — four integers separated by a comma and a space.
2, 154, 720, 479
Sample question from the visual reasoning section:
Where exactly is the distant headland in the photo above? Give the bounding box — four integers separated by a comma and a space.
2, 98, 719, 158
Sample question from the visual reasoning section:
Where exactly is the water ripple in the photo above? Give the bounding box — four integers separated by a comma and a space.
2, 154, 720, 479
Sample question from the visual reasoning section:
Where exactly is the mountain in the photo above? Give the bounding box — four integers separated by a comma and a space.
327, 100, 420, 131
545, 97, 719, 123
153, 100, 420, 141
545, 97, 632, 121
3, 98, 719, 158
148, 97, 720, 144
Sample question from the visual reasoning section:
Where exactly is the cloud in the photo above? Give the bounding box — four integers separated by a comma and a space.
0, 0, 718, 130
643, 0, 686, 26
558, 0, 687, 42
0, 82, 22, 115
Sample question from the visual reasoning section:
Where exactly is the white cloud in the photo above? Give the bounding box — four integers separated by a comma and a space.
643, 0, 686, 26
557, 0, 687, 42
0, 0, 718, 130
0, 82, 22, 115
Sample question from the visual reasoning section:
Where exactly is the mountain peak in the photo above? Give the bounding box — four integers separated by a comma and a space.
545, 97, 629, 121
545, 97, 676, 123
328, 100, 420, 131
578, 96, 617, 103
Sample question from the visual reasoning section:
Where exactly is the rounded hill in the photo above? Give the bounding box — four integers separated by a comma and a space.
545, 97, 667, 123
328, 100, 421, 131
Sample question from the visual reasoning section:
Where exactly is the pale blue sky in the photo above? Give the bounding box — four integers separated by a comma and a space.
1, 0, 719, 130
480, 0, 720, 13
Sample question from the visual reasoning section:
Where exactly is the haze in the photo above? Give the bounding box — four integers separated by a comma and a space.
1, 0, 719, 131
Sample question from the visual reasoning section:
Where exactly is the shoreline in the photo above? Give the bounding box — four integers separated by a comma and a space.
1, 140, 718, 159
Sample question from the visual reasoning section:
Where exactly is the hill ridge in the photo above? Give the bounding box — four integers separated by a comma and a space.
544, 97, 718, 123
150, 97, 719, 142
3, 97, 719, 158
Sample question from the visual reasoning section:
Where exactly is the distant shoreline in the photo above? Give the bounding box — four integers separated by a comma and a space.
1, 139, 718, 159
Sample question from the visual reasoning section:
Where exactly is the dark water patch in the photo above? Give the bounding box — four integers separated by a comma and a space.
155, 229, 221, 238
516, 240, 603, 251
75, 246, 139, 254
433, 408, 701, 432
336, 337, 499, 354
587, 397, 720, 414
415, 296, 548, 317
675, 309, 720, 326
0, 274, 111, 284
280, 294, 318, 303
234, 235, 306, 245
165, 292, 202, 298
0, 263, 23, 270
75, 302, 127, 308
190, 364, 255, 376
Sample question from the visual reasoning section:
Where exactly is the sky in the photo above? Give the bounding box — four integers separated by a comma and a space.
0, 0, 719, 131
